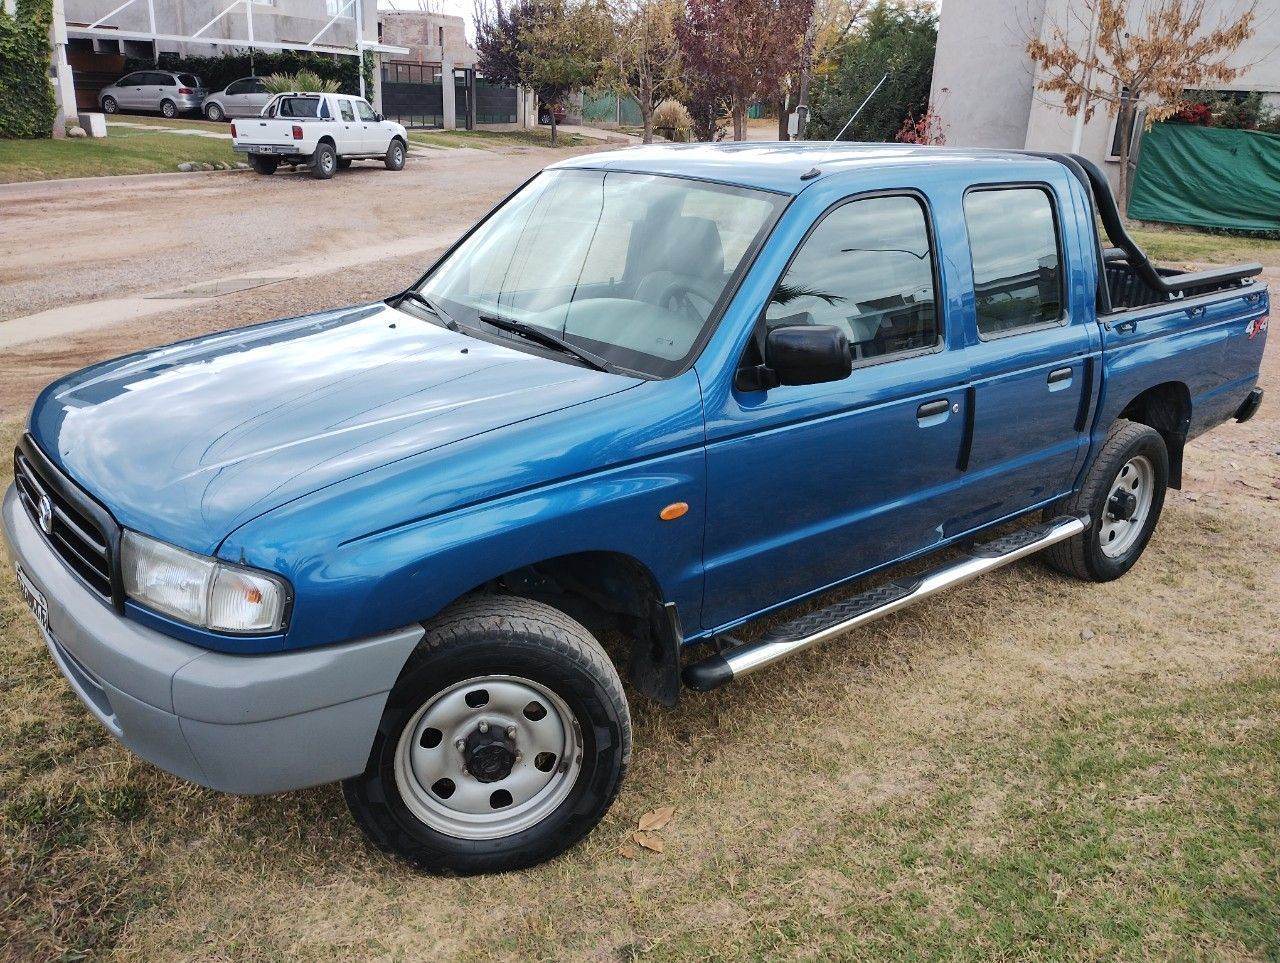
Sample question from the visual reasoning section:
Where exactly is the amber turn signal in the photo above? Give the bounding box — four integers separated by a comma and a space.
659, 502, 689, 521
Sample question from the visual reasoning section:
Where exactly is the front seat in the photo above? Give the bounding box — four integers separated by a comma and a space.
634, 216, 725, 322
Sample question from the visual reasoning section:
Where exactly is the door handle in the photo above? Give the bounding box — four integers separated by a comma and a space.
917, 399, 950, 420
1048, 367, 1073, 385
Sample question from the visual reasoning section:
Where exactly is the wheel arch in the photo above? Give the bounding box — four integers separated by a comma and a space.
441, 550, 684, 708
1116, 381, 1191, 489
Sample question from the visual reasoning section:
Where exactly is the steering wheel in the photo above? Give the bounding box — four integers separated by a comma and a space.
655, 279, 707, 324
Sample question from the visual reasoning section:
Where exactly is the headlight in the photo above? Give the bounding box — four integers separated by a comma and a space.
121, 530, 290, 634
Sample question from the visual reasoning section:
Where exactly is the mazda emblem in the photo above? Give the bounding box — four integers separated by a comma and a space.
38, 495, 54, 535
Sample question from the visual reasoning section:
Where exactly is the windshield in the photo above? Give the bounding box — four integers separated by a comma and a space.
412, 169, 785, 378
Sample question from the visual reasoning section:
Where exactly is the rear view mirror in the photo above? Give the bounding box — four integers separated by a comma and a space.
736, 324, 852, 391
767, 324, 852, 386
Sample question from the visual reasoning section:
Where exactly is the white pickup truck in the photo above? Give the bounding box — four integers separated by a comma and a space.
231, 91, 408, 179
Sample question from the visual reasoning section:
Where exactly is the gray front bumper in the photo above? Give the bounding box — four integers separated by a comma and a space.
2, 483, 423, 794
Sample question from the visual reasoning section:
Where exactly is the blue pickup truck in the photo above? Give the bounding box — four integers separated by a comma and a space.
4, 145, 1268, 875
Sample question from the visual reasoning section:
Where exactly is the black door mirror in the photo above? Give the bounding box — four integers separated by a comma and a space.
746, 324, 851, 389
375, 112, 383, 122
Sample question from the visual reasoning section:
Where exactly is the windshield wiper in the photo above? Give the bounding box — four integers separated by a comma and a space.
477, 313, 618, 374
399, 290, 459, 331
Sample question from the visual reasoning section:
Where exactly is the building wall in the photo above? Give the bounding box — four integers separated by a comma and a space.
378, 11, 476, 70
931, 0, 1280, 190
928, 0, 1048, 150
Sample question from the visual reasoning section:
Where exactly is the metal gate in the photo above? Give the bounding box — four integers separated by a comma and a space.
381, 62, 443, 128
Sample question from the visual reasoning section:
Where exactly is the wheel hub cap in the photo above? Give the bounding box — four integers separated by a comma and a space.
464, 726, 516, 783
1108, 488, 1138, 521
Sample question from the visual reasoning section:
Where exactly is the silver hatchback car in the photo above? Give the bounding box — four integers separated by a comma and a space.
98, 71, 207, 118
201, 76, 271, 122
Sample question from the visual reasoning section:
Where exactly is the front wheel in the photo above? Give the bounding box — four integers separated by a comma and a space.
101, 96, 118, 114
343, 597, 631, 875
385, 138, 406, 171
1046, 419, 1169, 581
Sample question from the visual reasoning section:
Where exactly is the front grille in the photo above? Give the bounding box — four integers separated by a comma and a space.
13, 438, 121, 607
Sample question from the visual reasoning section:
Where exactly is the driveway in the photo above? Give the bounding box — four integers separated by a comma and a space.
0, 142, 608, 413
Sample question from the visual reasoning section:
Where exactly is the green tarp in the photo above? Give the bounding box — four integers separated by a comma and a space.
1128, 122, 1280, 232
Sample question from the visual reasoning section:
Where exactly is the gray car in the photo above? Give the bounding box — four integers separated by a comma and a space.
98, 71, 207, 119
202, 76, 271, 122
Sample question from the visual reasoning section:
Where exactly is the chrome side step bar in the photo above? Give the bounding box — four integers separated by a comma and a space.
683, 514, 1090, 692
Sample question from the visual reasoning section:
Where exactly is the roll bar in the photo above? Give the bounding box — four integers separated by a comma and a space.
1023, 151, 1263, 302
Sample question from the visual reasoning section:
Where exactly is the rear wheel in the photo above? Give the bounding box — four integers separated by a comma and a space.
101, 96, 118, 114
385, 138, 406, 171
311, 142, 337, 179
343, 596, 631, 875
204, 101, 224, 122
249, 153, 278, 175
160, 99, 177, 119
1046, 419, 1169, 581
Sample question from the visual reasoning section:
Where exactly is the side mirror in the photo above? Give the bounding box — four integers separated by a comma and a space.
737, 324, 852, 391
375, 112, 383, 122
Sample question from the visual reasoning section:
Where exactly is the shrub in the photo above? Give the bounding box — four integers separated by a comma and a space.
262, 70, 340, 95
652, 98, 693, 139
0, 0, 58, 138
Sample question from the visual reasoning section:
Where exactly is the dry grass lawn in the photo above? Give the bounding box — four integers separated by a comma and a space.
0, 237, 1277, 961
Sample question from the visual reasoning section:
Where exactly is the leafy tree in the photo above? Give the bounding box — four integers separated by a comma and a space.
807, 1, 936, 143
604, 0, 684, 143
1027, 0, 1259, 207
677, 0, 815, 141
475, 0, 608, 145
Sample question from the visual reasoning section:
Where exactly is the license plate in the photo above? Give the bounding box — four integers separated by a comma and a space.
15, 565, 49, 634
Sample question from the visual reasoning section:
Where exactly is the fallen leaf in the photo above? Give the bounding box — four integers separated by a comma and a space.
638, 806, 675, 832
619, 844, 640, 859
632, 831, 665, 853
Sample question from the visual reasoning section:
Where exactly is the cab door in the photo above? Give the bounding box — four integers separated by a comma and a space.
701, 192, 973, 629
948, 184, 1097, 528
356, 98, 392, 154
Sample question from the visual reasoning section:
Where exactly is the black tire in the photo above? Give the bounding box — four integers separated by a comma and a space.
204, 102, 224, 122
1046, 418, 1169, 582
343, 596, 631, 875
311, 141, 337, 179
101, 96, 118, 114
385, 138, 406, 171
337, 157, 352, 170
160, 99, 177, 119
249, 153, 278, 175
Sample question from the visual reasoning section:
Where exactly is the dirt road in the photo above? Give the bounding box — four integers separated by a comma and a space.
0, 150, 580, 320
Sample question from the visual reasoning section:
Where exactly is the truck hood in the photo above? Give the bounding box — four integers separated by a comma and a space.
29, 303, 638, 554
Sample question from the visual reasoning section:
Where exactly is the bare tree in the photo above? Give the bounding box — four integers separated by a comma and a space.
1027, 0, 1259, 206
605, 0, 684, 143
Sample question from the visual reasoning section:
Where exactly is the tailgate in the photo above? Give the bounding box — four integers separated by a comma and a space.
235, 118, 300, 148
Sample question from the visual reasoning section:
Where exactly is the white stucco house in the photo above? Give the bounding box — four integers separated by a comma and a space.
928, 0, 1280, 190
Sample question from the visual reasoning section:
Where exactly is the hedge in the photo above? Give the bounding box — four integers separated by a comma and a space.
0, 0, 58, 138
126, 49, 375, 99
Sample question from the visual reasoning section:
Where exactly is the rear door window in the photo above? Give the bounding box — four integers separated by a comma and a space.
151, 73, 176, 87
963, 187, 1065, 337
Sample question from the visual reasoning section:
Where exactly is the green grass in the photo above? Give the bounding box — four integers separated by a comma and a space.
408, 127, 587, 150
0, 128, 240, 183
1124, 225, 1280, 266
107, 113, 233, 133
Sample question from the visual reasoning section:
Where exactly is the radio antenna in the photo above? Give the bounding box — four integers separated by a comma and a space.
800, 71, 890, 181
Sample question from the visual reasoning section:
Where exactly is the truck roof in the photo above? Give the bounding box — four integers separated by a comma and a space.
553, 142, 1065, 195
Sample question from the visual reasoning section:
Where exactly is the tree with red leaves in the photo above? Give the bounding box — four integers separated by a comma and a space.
677, 0, 816, 141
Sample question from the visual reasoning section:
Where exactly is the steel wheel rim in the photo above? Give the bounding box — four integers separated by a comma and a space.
1100, 454, 1154, 558
321, 152, 335, 174
393, 144, 403, 166
394, 674, 584, 840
